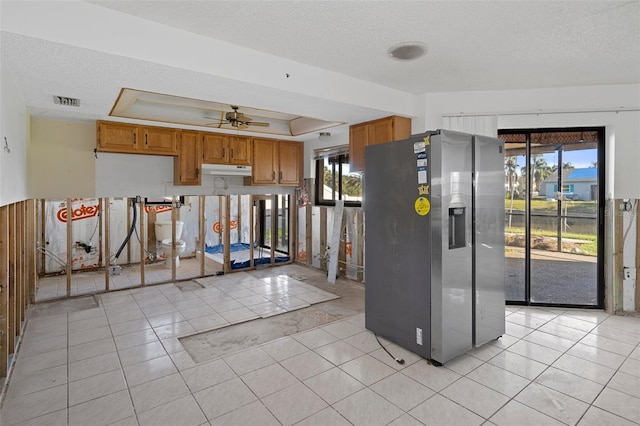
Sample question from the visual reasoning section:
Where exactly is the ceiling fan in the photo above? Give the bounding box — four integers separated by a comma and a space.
219, 105, 270, 129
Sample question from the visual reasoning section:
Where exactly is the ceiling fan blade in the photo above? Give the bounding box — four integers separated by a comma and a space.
249, 122, 270, 127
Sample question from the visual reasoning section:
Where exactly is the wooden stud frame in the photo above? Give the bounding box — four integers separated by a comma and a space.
171, 199, 177, 282
39, 200, 46, 277
305, 202, 312, 265
139, 198, 145, 286
249, 196, 255, 269
0, 205, 8, 379
8, 204, 16, 354
319, 208, 327, 271
0, 201, 40, 383
613, 199, 624, 313
636, 202, 640, 311
104, 198, 111, 291
66, 199, 72, 297
223, 196, 231, 274
199, 196, 205, 277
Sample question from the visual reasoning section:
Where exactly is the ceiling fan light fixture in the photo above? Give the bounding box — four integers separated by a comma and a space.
387, 42, 428, 61
318, 132, 331, 142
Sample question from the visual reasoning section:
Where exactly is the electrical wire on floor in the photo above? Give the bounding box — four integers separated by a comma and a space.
374, 333, 405, 365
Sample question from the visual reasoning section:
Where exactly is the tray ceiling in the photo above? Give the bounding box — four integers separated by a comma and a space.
111, 89, 344, 136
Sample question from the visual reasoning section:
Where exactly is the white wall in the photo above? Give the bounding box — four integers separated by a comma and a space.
0, 61, 28, 206
420, 84, 639, 312
421, 84, 640, 199
30, 118, 96, 199
96, 153, 294, 199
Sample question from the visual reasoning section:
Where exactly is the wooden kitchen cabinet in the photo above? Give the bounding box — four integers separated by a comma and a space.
349, 123, 368, 173
247, 138, 302, 186
202, 134, 252, 165
174, 130, 202, 185
202, 133, 228, 164
97, 121, 138, 153
140, 126, 177, 155
228, 136, 251, 165
250, 138, 279, 185
278, 140, 302, 186
97, 121, 177, 155
349, 115, 411, 172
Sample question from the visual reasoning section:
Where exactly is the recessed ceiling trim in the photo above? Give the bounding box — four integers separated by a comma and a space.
110, 88, 344, 137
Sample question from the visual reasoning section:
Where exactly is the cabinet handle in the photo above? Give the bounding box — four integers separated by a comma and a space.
279, 171, 283, 181
133, 133, 136, 145
231, 149, 234, 159
222, 148, 225, 158
272, 171, 275, 180
145, 134, 148, 145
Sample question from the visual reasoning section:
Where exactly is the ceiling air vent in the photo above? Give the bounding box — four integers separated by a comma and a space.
53, 96, 80, 107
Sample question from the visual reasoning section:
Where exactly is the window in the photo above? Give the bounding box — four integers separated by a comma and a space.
315, 153, 362, 206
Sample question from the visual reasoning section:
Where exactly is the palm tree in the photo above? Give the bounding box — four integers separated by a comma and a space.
504, 156, 519, 228
530, 155, 551, 194
504, 156, 519, 197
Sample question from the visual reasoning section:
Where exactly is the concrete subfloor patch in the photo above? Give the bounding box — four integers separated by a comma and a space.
180, 275, 366, 363
180, 306, 341, 363
27, 295, 98, 319
175, 280, 205, 292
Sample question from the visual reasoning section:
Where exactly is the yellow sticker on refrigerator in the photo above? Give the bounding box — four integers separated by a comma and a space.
414, 197, 431, 216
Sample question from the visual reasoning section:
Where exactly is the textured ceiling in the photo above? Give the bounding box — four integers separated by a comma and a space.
91, 0, 640, 93
1, 1, 638, 140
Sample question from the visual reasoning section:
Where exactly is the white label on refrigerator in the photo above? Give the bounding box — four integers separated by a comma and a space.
417, 168, 427, 184
416, 327, 423, 345
413, 142, 426, 153
417, 158, 427, 167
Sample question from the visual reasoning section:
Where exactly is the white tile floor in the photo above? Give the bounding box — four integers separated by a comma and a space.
2, 266, 640, 426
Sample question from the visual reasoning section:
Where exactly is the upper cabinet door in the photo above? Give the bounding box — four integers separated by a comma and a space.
97, 121, 138, 153
174, 131, 202, 185
349, 123, 368, 173
368, 117, 395, 145
202, 133, 229, 164
228, 136, 252, 165
251, 138, 278, 185
278, 141, 302, 186
349, 116, 411, 173
141, 126, 177, 155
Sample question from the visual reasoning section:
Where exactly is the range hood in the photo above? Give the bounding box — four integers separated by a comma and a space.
201, 163, 252, 176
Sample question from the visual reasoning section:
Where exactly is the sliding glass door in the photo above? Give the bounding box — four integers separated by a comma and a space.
501, 128, 604, 307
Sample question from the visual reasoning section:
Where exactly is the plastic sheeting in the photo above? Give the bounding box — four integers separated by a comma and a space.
43, 198, 101, 272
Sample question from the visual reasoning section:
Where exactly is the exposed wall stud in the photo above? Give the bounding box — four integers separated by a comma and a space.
0, 205, 9, 378
66, 199, 72, 297
104, 199, 110, 291
139, 198, 145, 286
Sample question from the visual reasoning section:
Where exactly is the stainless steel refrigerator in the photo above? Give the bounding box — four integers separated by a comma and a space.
364, 129, 505, 365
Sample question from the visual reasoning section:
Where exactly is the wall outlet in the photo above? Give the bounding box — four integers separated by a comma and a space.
109, 265, 121, 276
623, 267, 637, 280
416, 327, 423, 345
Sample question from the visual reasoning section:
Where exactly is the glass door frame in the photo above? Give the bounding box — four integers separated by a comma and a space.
500, 127, 606, 309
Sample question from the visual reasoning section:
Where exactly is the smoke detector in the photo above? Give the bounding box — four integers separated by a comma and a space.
53, 95, 80, 107
387, 42, 428, 61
